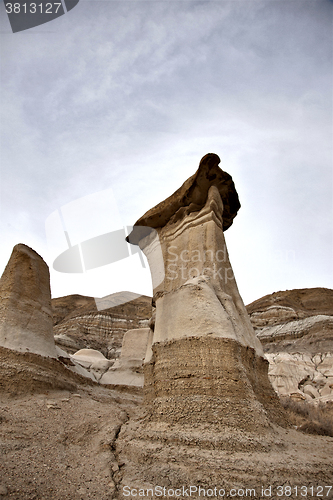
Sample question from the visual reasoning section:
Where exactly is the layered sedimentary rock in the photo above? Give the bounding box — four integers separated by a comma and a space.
246, 288, 333, 402
127, 153, 285, 430
247, 288, 333, 328
52, 293, 151, 359
0, 244, 57, 358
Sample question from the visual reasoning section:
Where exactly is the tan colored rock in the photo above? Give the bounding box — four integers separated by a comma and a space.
247, 287, 333, 321
319, 382, 333, 397
153, 274, 263, 354
247, 287, 333, 401
266, 352, 314, 395
131, 181, 263, 357
0, 244, 57, 358
71, 348, 112, 371
256, 315, 333, 349
127, 154, 286, 431
289, 391, 306, 401
100, 328, 152, 387
247, 288, 333, 358
119, 327, 152, 361
70, 348, 113, 382
250, 305, 298, 328
265, 352, 333, 402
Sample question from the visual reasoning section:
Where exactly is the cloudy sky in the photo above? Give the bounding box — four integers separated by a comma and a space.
0, 0, 332, 306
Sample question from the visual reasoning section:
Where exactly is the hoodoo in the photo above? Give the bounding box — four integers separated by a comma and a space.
127, 153, 286, 430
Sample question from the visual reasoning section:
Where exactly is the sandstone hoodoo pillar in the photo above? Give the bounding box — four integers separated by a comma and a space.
127, 154, 285, 430
0, 244, 57, 358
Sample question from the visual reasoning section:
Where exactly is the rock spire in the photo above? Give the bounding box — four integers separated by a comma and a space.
127, 153, 286, 430
0, 244, 57, 358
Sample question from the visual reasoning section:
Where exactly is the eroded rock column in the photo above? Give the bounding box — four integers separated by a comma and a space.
0, 244, 57, 358
127, 153, 286, 430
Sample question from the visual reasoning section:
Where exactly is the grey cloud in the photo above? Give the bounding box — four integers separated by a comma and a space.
0, 0, 331, 302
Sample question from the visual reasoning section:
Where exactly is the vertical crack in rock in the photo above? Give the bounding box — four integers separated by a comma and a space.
108, 411, 129, 499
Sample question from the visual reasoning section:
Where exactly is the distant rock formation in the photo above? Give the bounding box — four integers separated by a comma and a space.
246, 288, 333, 402
56, 329, 152, 386
52, 293, 151, 359
127, 153, 286, 431
100, 328, 152, 386
0, 244, 57, 358
49, 286, 333, 397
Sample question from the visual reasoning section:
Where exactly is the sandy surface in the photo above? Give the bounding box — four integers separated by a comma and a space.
0, 387, 141, 499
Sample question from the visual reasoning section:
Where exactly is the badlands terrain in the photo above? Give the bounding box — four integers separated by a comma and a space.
0, 286, 332, 499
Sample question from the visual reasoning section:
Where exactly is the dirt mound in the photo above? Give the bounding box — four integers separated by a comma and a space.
0, 346, 96, 396
51, 294, 95, 325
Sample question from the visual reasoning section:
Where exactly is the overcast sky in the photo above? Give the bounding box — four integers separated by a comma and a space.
0, 0, 332, 306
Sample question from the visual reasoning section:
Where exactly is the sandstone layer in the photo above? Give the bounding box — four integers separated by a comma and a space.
247, 288, 333, 326
0, 244, 57, 358
144, 336, 287, 428
116, 415, 333, 499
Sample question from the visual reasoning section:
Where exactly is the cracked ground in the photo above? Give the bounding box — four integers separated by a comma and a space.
0, 386, 141, 500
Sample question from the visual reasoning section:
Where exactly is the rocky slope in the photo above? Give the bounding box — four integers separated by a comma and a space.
246, 288, 333, 402
1, 274, 332, 498
52, 292, 152, 360
0, 346, 141, 500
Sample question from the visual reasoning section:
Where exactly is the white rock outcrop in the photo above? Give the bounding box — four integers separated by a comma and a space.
257, 315, 333, 344
100, 328, 152, 387
266, 352, 333, 402
70, 348, 113, 381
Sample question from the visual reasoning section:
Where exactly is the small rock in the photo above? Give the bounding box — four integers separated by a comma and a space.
320, 384, 333, 397
303, 385, 320, 399
0, 485, 8, 495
